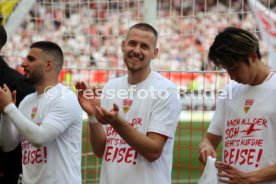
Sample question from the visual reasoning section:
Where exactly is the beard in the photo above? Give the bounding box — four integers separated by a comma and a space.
24, 77, 39, 85
24, 72, 42, 85
125, 60, 151, 73
125, 64, 142, 73
124, 55, 145, 72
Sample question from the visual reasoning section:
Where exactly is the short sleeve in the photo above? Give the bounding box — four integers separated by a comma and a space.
148, 87, 181, 138
207, 94, 226, 136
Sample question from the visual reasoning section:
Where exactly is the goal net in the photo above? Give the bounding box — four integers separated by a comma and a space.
2, 0, 276, 183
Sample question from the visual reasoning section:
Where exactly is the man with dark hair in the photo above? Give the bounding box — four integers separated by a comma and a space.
76, 23, 181, 184
0, 41, 83, 184
0, 25, 34, 184
199, 27, 276, 183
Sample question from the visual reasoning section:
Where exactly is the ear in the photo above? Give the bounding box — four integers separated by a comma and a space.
152, 48, 158, 59
249, 52, 257, 64
45, 60, 54, 72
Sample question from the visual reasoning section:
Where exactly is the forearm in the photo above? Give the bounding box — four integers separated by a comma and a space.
249, 164, 276, 183
199, 133, 221, 164
111, 116, 165, 162
4, 104, 59, 148
0, 114, 21, 151
206, 133, 222, 149
199, 135, 220, 153
89, 122, 106, 158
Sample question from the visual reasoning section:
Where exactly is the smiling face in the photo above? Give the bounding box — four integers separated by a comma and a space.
121, 28, 158, 74
21, 48, 46, 85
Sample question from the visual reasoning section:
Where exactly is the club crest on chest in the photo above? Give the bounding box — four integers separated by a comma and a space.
244, 99, 254, 113
122, 99, 133, 113
31, 107, 38, 119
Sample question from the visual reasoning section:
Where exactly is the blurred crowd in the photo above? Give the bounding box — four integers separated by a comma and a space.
1, 0, 276, 89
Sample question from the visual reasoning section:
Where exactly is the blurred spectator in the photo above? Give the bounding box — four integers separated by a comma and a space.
2, 0, 276, 90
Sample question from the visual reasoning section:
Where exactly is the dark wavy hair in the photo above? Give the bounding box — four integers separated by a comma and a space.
208, 27, 261, 70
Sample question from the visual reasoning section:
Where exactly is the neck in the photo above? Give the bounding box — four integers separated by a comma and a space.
36, 78, 59, 95
127, 69, 151, 85
252, 62, 270, 85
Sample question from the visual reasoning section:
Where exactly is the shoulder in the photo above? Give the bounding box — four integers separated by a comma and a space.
54, 84, 77, 100
47, 84, 82, 113
267, 72, 276, 85
18, 92, 37, 108
219, 81, 242, 98
150, 72, 178, 90
104, 75, 127, 89
0, 58, 20, 83
0, 58, 25, 83
0, 56, 8, 69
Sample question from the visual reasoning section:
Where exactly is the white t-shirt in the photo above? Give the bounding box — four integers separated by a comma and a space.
99, 71, 181, 184
18, 84, 83, 184
208, 72, 276, 184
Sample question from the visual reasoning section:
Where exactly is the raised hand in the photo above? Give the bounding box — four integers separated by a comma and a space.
75, 81, 100, 116
198, 138, 218, 164
95, 103, 119, 125
0, 84, 14, 112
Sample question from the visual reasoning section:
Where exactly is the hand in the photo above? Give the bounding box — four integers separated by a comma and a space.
198, 138, 217, 164
75, 81, 100, 116
95, 103, 119, 125
0, 84, 16, 112
216, 162, 252, 184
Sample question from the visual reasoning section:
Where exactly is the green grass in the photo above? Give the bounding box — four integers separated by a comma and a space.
172, 120, 209, 184
81, 120, 215, 184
